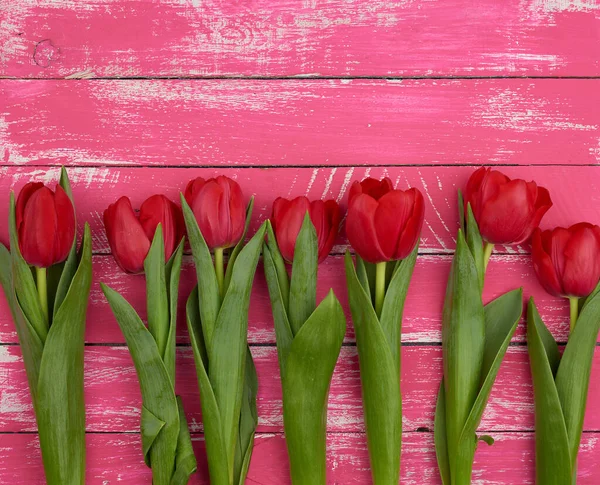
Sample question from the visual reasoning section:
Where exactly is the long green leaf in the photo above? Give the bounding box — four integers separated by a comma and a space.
181, 195, 220, 355
145, 225, 170, 360
263, 243, 294, 374
224, 198, 254, 293
234, 348, 258, 485
209, 223, 266, 480
102, 283, 179, 485
379, 242, 418, 372
556, 289, 600, 470
164, 240, 184, 386
434, 382, 450, 485
465, 204, 484, 291
282, 290, 345, 485
36, 223, 92, 485
345, 252, 401, 485
186, 288, 229, 485
171, 397, 198, 485
265, 220, 290, 312
441, 229, 485, 480
288, 213, 317, 335
527, 298, 572, 484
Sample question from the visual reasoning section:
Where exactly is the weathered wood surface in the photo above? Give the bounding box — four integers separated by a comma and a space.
1, 1, 599, 78
2, 80, 600, 167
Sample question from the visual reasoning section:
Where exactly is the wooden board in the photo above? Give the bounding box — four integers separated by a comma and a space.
1, 1, 599, 78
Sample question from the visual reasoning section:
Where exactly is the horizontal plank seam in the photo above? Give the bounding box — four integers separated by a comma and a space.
2, 76, 600, 81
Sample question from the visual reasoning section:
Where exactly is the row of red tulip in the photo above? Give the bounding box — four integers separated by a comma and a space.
15, 168, 600, 301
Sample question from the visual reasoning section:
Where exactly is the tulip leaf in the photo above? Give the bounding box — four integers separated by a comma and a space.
527, 299, 572, 484
171, 397, 198, 485
36, 223, 92, 485
282, 290, 346, 485
8, 192, 48, 341
288, 213, 317, 335
555, 288, 600, 470
101, 283, 180, 485
465, 204, 484, 291
441, 229, 485, 480
345, 252, 402, 484
457, 190, 465, 233
181, 194, 220, 355
265, 220, 290, 312
234, 348, 258, 485
144, 225, 170, 362
379, 242, 418, 371
186, 287, 229, 485
478, 435, 494, 446
355, 256, 372, 299
263, 243, 294, 373
434, 382, 450, 485
209, 222, 266, 475
164, 239, 184, 386
224, 197, 254, 293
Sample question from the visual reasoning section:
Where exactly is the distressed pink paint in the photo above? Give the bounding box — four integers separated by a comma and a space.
1, 80, 600, 167
1, 1, 599, 77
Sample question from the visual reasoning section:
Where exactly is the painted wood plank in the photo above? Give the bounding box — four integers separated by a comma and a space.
1, 166, 599, 257
2, 80, 600, 167
2, 345, 600, 434
1, 431, 600, 484
1, 1, 599, 78
0, 254, 579, 345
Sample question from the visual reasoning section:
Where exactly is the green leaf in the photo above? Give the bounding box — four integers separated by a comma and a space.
434, 382, 450, 485
379, 242, 418, 372
556, 289, 600, 470
355, 255, 371, 299
8, 192, 48, 341
478, 435, 494, 446
263, 243, 294, 374
36, 223, 92, 485
170, 397, 198, 485
209, 223, 266, 477
181, 194, 220, 356
224, 198, 254, 293
465, 204, 484, 291
142, 406, 166, 465
288, 213, 317, 335
527, 298, 572, 484
345, 253, 401, 485
102, 283, 179, 485
265, 220, 289, 312
163, 240, 184, 386
441, 229, 485, 480
186, 288, 229, 485
282, 290, 345, 485
144, 225, 170, 361
234, 348, 258, 485
457, 190, 465, 233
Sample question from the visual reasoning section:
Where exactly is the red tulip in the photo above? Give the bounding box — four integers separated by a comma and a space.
16, 182, 75, 268
464, 167, 552, 245
271, 196, 341, 263
346, 177, 424, 263
184, 176, 245, 250
104, 195, 184, 274
532, 224, 600, 299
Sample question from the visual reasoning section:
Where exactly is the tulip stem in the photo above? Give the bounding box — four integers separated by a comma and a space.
569, 297, 579, 333
375, 262, 387, 317
214, 247, 225, 297
35, 267, 49, 323
483, 242, 494, 272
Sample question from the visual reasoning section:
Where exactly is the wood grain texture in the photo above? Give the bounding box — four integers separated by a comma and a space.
1, 432, 600, 484
2, 344, 600, 434
1, 1, 599, 78
2, 80, 600, 167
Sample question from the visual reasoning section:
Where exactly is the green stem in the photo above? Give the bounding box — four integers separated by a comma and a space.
483, 242, 494, 272
36, 266, 49, 323
569, 297, 579, 333
215, 247, 225, 297
375, 261, 387, 317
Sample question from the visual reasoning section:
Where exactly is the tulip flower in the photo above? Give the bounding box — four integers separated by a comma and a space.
184, 175, 245, 250
104, 195, 184, 274
532, 223, 600, 330
464, 167, 552, 250
271, 196, 341, 263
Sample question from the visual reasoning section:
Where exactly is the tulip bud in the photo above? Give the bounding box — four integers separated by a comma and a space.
532, 224, 600, 299
346, 177, 424, 263
271, 196, 341, 263
184, 176, 245, 250
464, 167, 552, 245
104, 195, 184, 274
16, 182, 76, 268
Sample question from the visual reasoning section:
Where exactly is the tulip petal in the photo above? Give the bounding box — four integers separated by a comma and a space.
346, 194, 388, 263
139, 195, 182, 261
184, 177, 206, 207
104, 197, 150, 274
272, 197, 310, 263
532, 229, 564, 298
396, 189, 425, 260
374, 190, 414, 260
53, 185, 76, 264
561, 225, 600, 298
316, 200, 341, 263
15, 182, 44, 231
349, 177, 394, 203
19, 187, 58, 268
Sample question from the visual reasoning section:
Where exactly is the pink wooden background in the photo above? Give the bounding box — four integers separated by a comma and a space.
1, 1, 600, 483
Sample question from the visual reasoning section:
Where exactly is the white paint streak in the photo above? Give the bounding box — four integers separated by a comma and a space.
321, 167, 337, 199
336, 167, 354, 203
